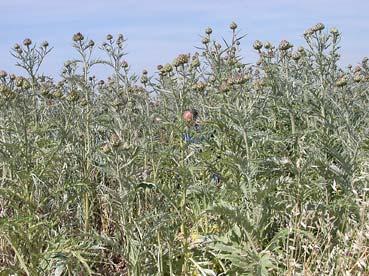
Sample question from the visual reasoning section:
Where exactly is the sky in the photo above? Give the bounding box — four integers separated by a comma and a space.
1, 0, 368, 79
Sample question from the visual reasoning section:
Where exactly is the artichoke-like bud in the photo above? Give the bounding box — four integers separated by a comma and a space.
279, 40, 293, 51
72, 32, 84, 42
0, 70, 7, 78
303, 28, 314, 38
330, 28, 339, 36
23, 38, 32, 46
40, 86, 50, 96
229, 22, 238, 30
205, 27, 213, 35
202, 37, 210, 45
22, 79, 31, 90
54, 90, 63, 98
292, 51, 302, 61
264, 41, 272, 49
110, 133, 120, 148
336, 76, 348, 87
101, 143, 111, 154
121, 61, 129, 68
88, 40, 95, 47
191, 57, 200, 68
163, 63, 173, 73
140, 75, 148, 84
106, 34, 113, 41
192, 81, 207, 92
14, 76, 24, 87
253, 40, 263, 50
173, 54, 189, 67
41, 41, 49, 48
312, 23, 325, 32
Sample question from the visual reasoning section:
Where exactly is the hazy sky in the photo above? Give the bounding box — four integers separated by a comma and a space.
1, 0, 368, 78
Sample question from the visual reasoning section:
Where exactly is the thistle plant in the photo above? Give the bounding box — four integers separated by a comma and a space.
0, 23, 369, 275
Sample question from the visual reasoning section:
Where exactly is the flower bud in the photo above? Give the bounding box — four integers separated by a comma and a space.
330, 28, 339, 36
88, 40, 95, 47
205, 27, 212, 35
229, 22, 238, 30
23, 38, 32, 47
253, 40, 263, 50
264, 41, 272, 49
336, 76, 348, 87
0, 70, 7, 78
73, 32, 84, 42
106, 34, 113, 41
312, 23, 325, 32
292, 52, 301, 61
202, 37, 210, 45
279, 40, 293, 51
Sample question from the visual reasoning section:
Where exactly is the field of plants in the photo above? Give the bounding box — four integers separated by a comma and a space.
0, 22, 369, 275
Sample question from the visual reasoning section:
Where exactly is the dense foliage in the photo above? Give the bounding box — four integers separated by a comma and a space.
0, 23, 369, 275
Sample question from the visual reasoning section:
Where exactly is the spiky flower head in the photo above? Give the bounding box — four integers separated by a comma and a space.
191, 57, 200, 68
336, 76, 348, 87
205, 27, 213, 35
264, 41, 272, 49
14, 76, 24, 87
354, 74, 363, 83
292, 52, 302, 61
41, 41, 49, 48
88, 40, 95, 47
23, 38, 32, 47
140, 74, 148, 84
304, 28, 314, 38
121, 61, 129, 68
192, 81, 207, 92
202, 37, 210, 45
54, 90, 63, 98
106, 34, 113, 41
330, 28, 339, 36
163, 63, 173, 73
312, 23, 325, 32
279, 40, 293, 51
0, 70, 7, 78
101, 143, 111, 154
73, 32, 84, 42
173, 54, 189, 67
229, 22, 238, 30
253, 40, 263, 50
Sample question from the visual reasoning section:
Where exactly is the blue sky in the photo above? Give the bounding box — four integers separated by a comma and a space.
1, 0, 368, 79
